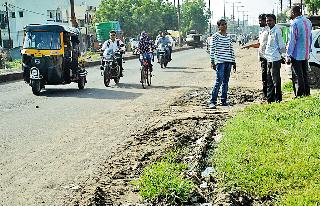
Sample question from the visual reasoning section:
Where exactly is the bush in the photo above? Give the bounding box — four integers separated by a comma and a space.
135, 154, 194, 204
213, 96, 320, 205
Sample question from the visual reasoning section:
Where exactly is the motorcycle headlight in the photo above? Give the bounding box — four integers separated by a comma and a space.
30, 68, 39, 76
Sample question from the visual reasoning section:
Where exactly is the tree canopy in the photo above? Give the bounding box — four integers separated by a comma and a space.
95, 0, 210, 38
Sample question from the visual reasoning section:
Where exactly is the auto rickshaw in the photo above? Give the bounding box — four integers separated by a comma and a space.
21, 24, 87, 95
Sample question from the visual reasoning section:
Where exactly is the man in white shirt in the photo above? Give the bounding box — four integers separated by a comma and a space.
264, 14, 286, 103
242, 14, 269, 99
101, 30, 125, 76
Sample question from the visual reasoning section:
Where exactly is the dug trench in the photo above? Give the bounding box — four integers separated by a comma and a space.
70, 87, 263, 206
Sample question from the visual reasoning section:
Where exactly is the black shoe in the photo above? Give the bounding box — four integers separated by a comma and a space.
120, 72, 123, 77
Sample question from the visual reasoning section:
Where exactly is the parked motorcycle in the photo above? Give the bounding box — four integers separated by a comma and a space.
101, 48, 124, 87
157, 43, 170, 69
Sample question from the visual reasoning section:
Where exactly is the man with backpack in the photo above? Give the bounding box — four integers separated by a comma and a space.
101, 30, 125, 77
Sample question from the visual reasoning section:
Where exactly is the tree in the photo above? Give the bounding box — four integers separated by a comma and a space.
305, 0, 320, 14
95, 0, 177, 38
180, 0, 210, 36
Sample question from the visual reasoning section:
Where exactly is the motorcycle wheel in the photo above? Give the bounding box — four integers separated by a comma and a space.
104, 67, 111, 87
164, 61, 168, 68
78, 76, 86, 90
141, 66, 147, 89
160, 56, 164, 69
31, 80, 41, 95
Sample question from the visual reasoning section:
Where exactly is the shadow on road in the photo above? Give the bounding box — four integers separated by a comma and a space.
115, 83, 201, 90
41, 87, 142, 100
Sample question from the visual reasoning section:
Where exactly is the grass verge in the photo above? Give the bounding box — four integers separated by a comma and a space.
134, 153, 194, 204
213, 96, 320, 205
282, 81, 294, 93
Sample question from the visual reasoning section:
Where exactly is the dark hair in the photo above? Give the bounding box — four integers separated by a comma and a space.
217, 19, 227, 26
292, 6, 302, 15
259, 14, 266, 20
109, 30, 116, 34
266, 14, 276, 22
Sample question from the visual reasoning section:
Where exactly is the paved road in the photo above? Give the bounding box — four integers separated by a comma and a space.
0, 49, 212, 205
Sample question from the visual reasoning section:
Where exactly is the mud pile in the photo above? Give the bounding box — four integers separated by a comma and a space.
71, 88, 262, 206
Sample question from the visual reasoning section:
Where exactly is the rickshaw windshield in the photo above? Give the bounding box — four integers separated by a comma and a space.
23, 31, 61, 50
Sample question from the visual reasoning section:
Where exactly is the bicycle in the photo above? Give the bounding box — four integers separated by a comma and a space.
140, 52, 152, 89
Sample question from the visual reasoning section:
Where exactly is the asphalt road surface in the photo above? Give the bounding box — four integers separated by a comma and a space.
0, 49, 213, 205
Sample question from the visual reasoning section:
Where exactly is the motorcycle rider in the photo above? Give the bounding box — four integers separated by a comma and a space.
156, 31, 172, 63
101, 30, 125, 77
138, 31, 156, 71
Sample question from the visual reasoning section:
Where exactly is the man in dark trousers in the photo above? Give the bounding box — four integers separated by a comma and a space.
264, 14, 286, 103
286, 6, 312, 97
242, 14, 269, 99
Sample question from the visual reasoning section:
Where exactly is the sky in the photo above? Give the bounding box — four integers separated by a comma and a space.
173, 0, 293, 26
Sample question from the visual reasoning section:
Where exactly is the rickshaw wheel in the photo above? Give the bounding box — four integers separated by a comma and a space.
31, 80, 41, 95
78, 76, 86, 90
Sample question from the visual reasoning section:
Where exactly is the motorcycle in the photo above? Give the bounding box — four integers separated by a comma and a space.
101, 48, 124, 87
157, 43, 170, 68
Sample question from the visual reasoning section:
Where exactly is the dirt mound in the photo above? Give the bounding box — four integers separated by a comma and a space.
70, 87, 262, 206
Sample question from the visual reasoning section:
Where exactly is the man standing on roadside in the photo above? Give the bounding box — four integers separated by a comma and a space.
242, 14, 269, 99
209, 19, 236, 109
264, 14, 286, 103
286, 6, 312, 97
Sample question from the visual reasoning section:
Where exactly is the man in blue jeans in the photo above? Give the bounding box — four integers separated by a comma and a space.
209, 19, 236, 109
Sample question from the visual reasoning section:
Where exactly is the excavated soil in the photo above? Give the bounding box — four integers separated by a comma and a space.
70, 87, 263, 206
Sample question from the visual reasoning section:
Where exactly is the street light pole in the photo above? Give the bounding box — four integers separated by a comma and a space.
177, 0, 181, 46
4, 2, 12, 49
209, 0, 211, 34
224, 0, 226, 19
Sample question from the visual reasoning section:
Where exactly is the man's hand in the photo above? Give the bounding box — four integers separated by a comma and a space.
232, 63, 236, 72
286, 57, 291, 65
241, 45, 251, 49
211, 63, 216, 70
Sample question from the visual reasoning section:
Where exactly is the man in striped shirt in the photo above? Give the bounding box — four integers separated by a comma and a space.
209, 19, 236, 109
286, 6, 312, 97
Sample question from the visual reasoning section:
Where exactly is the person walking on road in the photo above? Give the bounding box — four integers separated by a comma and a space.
264, 14, 286, 103
209, 19, 236, 109
286, 6, 312, 97
242, 14, 269, 99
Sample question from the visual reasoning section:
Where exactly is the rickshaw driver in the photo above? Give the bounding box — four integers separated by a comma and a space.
101, 30, 125, 77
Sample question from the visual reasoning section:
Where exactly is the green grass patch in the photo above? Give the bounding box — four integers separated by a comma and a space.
213, 96, 320, 205
83, 51, 101, 61
5, 59, 21, 69
282, 81, 294, 92
134, 153, 194, 204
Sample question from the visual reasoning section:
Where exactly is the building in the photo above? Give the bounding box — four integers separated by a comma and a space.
0, 0, 96, 49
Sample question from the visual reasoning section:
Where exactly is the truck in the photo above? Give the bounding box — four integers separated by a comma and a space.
95, 21, 123, 42
185, 30, 203, 48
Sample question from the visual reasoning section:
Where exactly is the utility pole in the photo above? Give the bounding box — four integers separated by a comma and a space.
177, 0, 181, 46
289, 0, 291, 8
226, 1, 241, 34
300, 0, 303, 14
70, 0, 78, 27
209, 0, 211, 34
280, 0, 283, 13
173, 0, 176, 7
224, 0, 226, 19
4, 2, 12, 48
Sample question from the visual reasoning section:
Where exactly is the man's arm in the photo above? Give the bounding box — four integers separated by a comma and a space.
277, 28, 286, 54
101, 41, 107, 50
286, 24, 297, 58
241, 41, 260, 49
